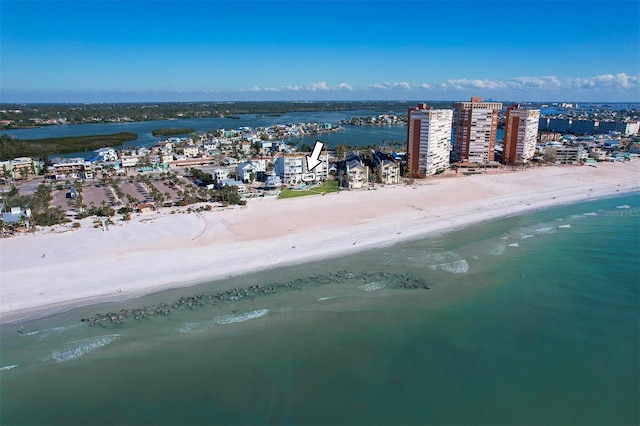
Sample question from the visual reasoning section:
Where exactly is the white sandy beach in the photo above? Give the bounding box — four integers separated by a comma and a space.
1, 162, 639, 323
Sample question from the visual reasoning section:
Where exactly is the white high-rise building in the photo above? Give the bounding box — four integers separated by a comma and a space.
503, 105, 540, 164
406, 103, 453, 178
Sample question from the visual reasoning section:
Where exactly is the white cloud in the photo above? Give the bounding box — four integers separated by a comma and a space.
252, 82, 355, 92
437, 79, 509, 90
240, 73, 639, 99
509, 76, 562, 89
367, 82, 413, 90
567, 73, 638, 90
308, 81, 329, 91
336, 82, 353, 90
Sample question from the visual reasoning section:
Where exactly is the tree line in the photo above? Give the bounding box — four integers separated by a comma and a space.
151, 128, 195, 137
0, 101, 446, 127
0, 132, 138, 160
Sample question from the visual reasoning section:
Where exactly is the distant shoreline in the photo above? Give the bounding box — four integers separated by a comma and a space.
1, 162, 638, 324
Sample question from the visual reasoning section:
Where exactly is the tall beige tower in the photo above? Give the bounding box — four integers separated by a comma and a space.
452, 97, 502, 163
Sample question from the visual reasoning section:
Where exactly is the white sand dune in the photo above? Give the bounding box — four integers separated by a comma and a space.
1, 162, 638, 323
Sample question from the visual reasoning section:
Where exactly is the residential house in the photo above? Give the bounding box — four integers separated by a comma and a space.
217, 179, 247, 195
343, 151, 369, 189
224, 157, 239, 166
371, 150, 400, 184
1, 206, 31, 227
237, 162, 254, 183
212, 168, 231, 181
264, 173, 282, 189
183, 146, 200, 158
589, 148, 607, 161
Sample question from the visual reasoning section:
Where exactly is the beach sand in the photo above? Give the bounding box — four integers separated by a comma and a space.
1, 162, 638, 323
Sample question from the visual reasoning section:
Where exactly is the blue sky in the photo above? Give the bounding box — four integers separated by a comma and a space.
1, 0, 639, 102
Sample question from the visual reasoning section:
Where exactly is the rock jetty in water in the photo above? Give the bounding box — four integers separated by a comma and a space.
81, 270, 431, 327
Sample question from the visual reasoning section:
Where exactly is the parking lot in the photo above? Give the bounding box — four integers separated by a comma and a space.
14, 170, 245, 214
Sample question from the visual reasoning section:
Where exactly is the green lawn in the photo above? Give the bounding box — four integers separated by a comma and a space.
278, 180, 339, 199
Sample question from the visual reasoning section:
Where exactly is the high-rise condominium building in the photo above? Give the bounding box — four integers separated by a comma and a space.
503, 104, 540, 165
452, 97, 502, 163
406, 103, 453, 178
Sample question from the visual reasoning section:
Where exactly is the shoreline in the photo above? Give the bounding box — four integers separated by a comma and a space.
1, 162, 639, 324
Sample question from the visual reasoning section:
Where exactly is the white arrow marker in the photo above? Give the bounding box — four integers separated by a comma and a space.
306, 140, 325, 171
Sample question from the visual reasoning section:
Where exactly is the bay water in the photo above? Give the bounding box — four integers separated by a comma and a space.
1, 193, 638, 425
1, 110, 505, 158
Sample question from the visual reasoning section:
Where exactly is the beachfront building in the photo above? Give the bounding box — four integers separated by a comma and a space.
503, 105, 540, 165
1, 206, 32, 227
1, 157, 38, 181
544, 147, 582, 165
344, 151, 369, 189
50, 158, 94, 180
406, 103, 453, 178
452, 97, 502, 163
371, 150, 401, 184
274, 152, 329, 186
239, 158, 268, 181
264, 173, 282, 189
217, 179, 247, 195
237, 162, 254, 183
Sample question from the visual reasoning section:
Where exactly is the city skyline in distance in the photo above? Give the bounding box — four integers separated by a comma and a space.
1, 0, 639, 103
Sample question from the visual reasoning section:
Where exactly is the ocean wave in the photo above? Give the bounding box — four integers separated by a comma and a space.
428, 259, 469, 274
177, 309, 271, 333
0, 364, 19, 372
558, 224, 572, 229
584, 212, 598, 216
535, 227, 553, 233
215, 309, 269, 325
45, 334, 121, 363
521, 235, 534, 239
489, 243, 506, 255
509, 243, 520, 248
616, 205, 631, 209
317, 296, 336, 301
424, 251, 461, 263
37, 324, 83, 340
358, 282, 386, 292
177, 322, 207, 333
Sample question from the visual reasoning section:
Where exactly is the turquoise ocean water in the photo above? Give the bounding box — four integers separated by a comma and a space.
1, 193, 638, 425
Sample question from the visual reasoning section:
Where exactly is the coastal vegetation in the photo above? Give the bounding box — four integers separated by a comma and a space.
151, 128, 195, 137
278, 180, 339, 199
0, 101, 438, 127
0, 132, 138, 160
1, 185, 68, 230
